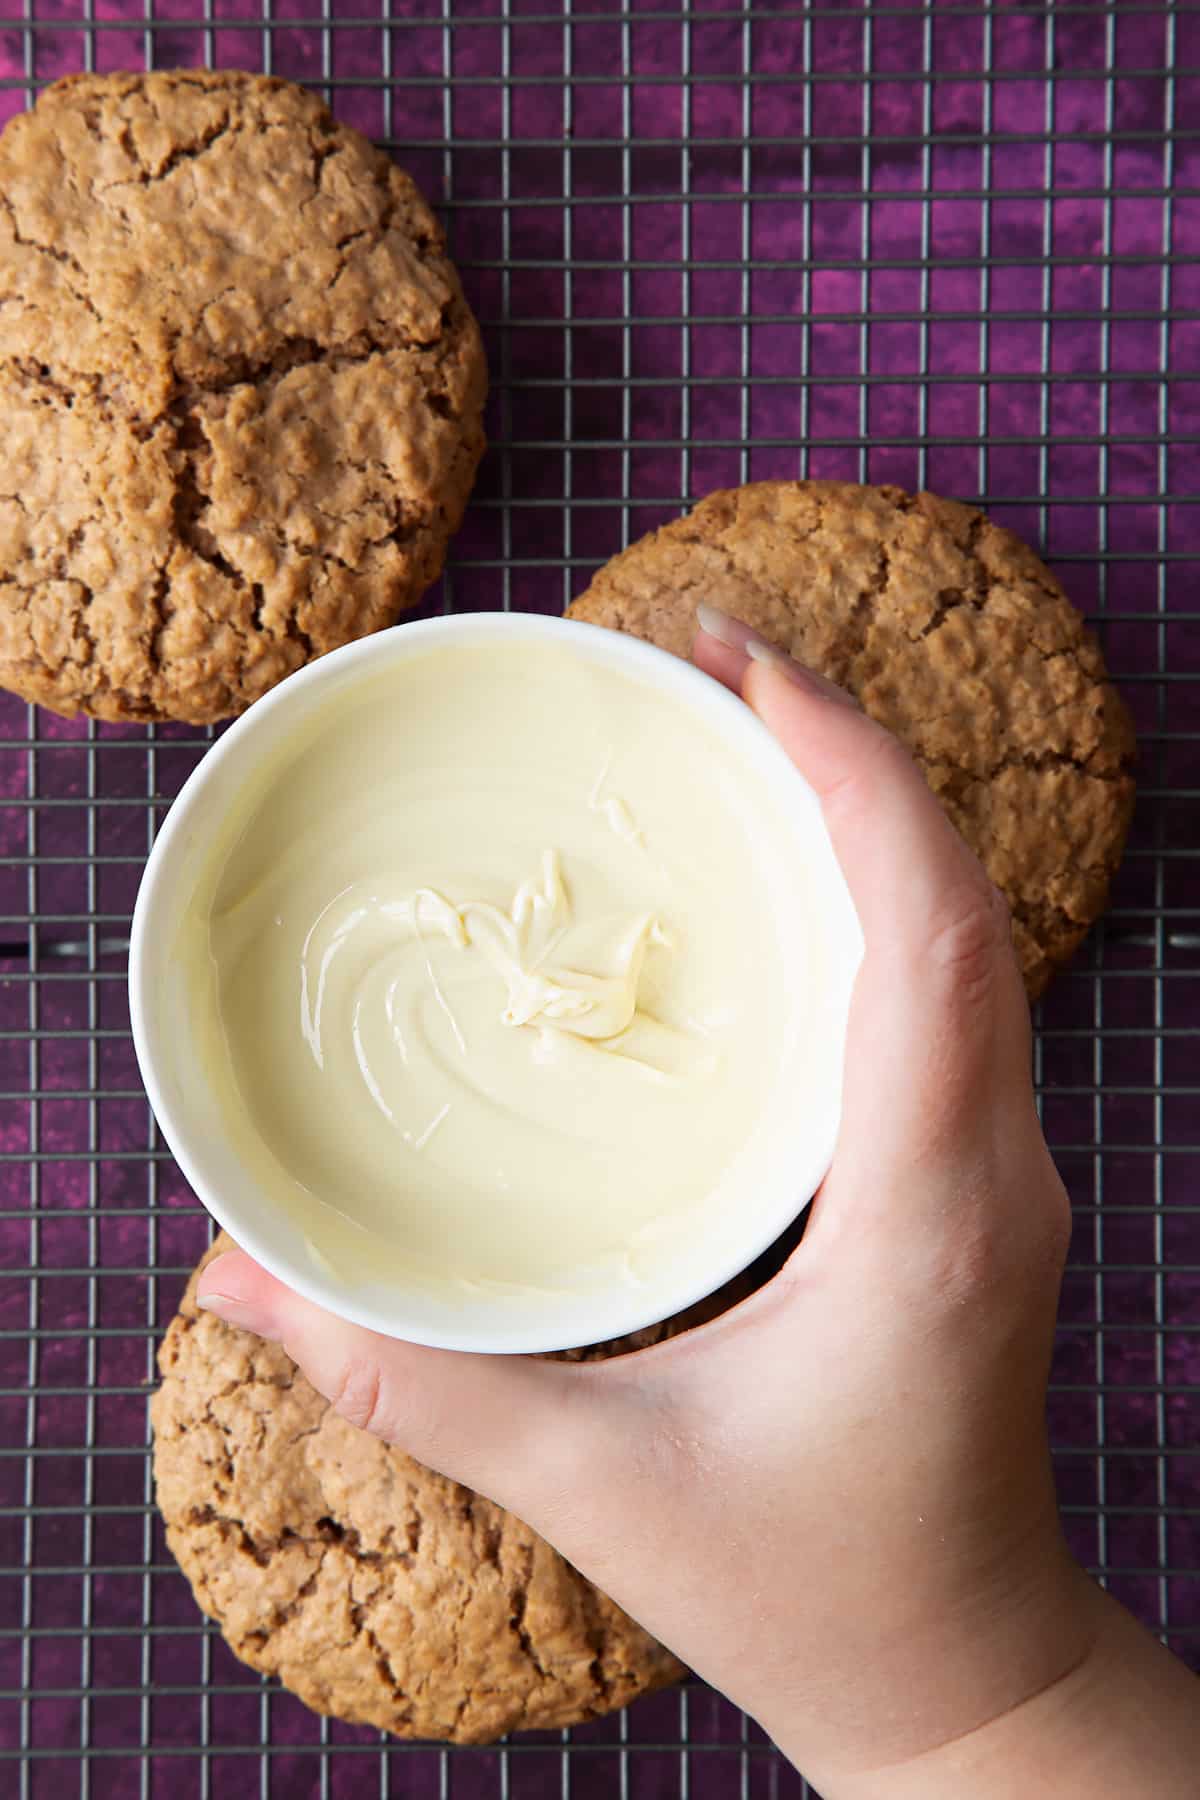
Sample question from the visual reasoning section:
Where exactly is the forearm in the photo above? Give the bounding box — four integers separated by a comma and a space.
818, 1579, 1200, 1800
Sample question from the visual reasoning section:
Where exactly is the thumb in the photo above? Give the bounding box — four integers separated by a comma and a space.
694, 611, 1034, 1171
194, 1247, 621, 1512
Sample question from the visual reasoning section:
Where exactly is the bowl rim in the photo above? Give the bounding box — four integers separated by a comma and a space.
129, 610, 862, 1352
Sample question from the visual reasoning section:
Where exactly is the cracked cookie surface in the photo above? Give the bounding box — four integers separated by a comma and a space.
151, 1235, 684, 1743
0, 70, 486, 722
567, 481, 1136, 998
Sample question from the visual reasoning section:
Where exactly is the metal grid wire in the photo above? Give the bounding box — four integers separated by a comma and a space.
0, 0, 1198, 1795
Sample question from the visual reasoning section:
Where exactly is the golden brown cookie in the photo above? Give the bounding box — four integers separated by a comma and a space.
0, 71, 486, 722
567, 481, 1135, 998
151, 1235, 684, 1743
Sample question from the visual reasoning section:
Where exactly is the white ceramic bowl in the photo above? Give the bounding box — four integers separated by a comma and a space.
130, 613, 862, 1352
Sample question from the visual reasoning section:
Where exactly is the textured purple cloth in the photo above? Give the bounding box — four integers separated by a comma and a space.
0, 2, 1197, 1795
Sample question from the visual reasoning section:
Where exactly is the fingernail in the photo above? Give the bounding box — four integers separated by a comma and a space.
745, 638, 858, 708
196, 1289, 275, 1338
696, 603, 857, 707
695, 601, 758, 653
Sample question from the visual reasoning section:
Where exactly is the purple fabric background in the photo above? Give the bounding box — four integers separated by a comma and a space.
0, 1, 1197, 1795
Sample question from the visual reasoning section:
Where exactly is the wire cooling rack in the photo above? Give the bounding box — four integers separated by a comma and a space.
0, 1, 1197, 1796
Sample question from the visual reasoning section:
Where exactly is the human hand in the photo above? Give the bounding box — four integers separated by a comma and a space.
193, 611, 1194, 1795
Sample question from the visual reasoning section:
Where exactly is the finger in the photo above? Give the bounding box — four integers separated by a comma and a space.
740, 642, 1050, 1274
692, 621, 750, 694
697, 605, 997, 968
695, 604, 859, 711
692, 606, 1032, 1172
195, 1248, 623, 1513
747, 659, 1010, 983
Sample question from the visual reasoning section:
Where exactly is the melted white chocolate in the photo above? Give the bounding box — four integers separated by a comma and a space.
196, 642, 827, 1300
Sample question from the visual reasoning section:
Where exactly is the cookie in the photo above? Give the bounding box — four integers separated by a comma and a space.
0, 71, 486, 723
567, 481, 1135, 997
151, 1235, 684, 1743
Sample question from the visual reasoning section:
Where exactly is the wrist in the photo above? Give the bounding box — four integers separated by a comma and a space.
754, 1526, 1094, 1795
820, 1575, 1200, 1800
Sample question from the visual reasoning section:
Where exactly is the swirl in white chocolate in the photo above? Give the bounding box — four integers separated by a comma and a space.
296, 847, 704, 1163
